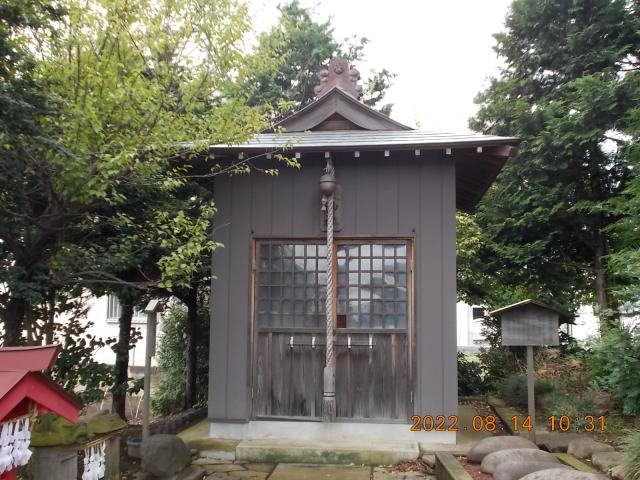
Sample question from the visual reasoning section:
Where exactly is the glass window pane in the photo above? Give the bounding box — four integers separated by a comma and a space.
258, 300, 268, 313
361, 258, 371, 270
384, 245, 395, 257
294, 258, 305, 270
307, 244, 317, 256
270, 272, 281, 284
294, 287, 304, 299
318, 273, 327, 285
372, 287, 383, 299
348, 301, 359, 313
372, 258, 382, 271
337, 246, 346, 257
306, 272, 316, 284
318, 244, 327, 257
372, 300, 383, 314
306, 300, 315, 314
396, 245, 407, 256
283, 272, 293, 285
337, 258, 347, 270
372, 314, 383, 328
348, 273, 358, 284
338, 300, 346, 314
294, 272, 305, 285
361, 244, 371, 256
270, 300, 279, 314
348, 245, 359, 257
306, 258, 316, 270
259, 258, 268, 270
397, 273, 407, 286
338, 288, 346, 300
283, 287, 293, 298
318, 258, 327, 271
259, 272, 269, 284
259, 287, 269, 298
282, 300, 292, 314
271, 258, 283, 270
397, 301, 407, 314
282, 245, 294, 257
397, 287, 407, 300
359, 314, 371, 328
372, 244, 382, 256
384, 314, 396, 328
396, 314, 408, 328
384, 302, 395, 313
348, 258, 358, 270
260, 244, 270, 258
294, 300, 304, 314
271, 286, 282, 298
294, 244, 305, 257
397, 259, 407, 272
348, 313, 359, 327
384, 259, 394, 272
348, 287, 358, 299
305, 287, 316, 298
337, 273, 347, 285
384, 287, 395, 299
360, 272, 371, 285
271, 245, 282, 257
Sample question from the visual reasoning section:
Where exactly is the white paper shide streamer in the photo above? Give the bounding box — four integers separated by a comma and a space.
82, 440, 106, 480
0, 417, 33, 473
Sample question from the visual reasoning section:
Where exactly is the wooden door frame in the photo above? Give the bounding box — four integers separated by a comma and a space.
249, 236, 415, 421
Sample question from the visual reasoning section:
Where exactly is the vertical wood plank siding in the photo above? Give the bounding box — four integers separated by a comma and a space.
209, 151, 456, 422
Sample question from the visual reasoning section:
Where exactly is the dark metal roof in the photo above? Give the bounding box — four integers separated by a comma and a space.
490, 299, 573, 320
208, 130, 517, 151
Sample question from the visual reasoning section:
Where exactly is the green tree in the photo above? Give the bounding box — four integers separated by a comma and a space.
469, 0, 640, 326
245, 0, 395, 117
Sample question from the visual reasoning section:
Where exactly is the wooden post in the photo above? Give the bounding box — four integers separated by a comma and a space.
526, 345, 536, 443
142, 300, 160, 443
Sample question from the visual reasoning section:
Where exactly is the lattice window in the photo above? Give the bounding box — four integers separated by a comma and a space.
105, 296, 147, 323
336, 242, 408, 329
257, 243, 328, 328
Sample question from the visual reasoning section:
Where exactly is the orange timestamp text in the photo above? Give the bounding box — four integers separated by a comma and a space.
512, 415, 607, 432
410, 415, 498, 432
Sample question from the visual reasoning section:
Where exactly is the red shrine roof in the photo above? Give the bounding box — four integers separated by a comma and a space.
0, 345, 81, 423
0, 344, 61, 372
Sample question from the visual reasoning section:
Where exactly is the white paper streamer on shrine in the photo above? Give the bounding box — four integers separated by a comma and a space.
82, 440, 106, 480
0, 416, 33, 473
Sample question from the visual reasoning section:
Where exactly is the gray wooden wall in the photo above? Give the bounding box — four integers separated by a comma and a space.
208, 151, 457, 423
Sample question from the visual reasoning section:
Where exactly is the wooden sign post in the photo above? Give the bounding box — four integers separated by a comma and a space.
490, 299, 567, 443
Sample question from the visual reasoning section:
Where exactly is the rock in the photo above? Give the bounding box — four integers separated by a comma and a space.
481, 448, 559, 474
591, 451, 624, 472
493, 461, 570, 480
141, 434, 191, 477
467, 435, 538, 463
228, 471, 268, 479
85, 411, 128, 435
536, 432, 582, 452
519, 468, 606, 479
568, 438, 615, 459
199, 450, 236, 461
611, 464, 626, 480
421, 454, 435, 467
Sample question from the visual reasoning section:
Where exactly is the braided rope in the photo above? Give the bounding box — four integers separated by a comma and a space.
325, 193, 334, 368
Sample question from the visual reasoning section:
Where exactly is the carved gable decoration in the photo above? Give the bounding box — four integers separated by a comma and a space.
314, 58, 363, 100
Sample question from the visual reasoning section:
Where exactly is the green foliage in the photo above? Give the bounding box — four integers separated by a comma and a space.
245, 0, 394, 116
621, 429, 640, 480
51, 314, 116, 403
152, 303, 209, 416
586, 323, 640, 417
457, 353, 489, 396
498, 374, 555, 407
544, 392, 595, 426
467, 0, 640, 324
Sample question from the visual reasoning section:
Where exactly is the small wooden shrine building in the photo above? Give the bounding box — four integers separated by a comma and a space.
206, 59, 517, 443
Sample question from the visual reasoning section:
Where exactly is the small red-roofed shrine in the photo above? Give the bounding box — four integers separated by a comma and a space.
0, 345, 81, 480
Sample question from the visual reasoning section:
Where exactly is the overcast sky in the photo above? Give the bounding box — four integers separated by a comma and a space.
249, 0, 513, 132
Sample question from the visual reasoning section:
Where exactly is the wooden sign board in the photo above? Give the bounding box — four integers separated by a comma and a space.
492, 300, 562, 346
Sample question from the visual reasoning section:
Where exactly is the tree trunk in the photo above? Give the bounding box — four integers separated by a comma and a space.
184, 287, 199, 409
594, 232, 614, 332
112, 299, 134, 421
2, 298, 27, 346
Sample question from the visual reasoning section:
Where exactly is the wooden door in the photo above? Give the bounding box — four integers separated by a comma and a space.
251, 240, 413, 420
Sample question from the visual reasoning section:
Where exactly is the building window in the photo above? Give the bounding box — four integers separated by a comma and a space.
106, 296, 147, 323
255, 240, 410, 330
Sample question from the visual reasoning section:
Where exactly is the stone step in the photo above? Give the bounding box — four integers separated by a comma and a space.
235, 438, 419, 466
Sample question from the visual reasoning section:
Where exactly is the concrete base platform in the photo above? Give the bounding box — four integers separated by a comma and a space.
269, 463, 371, 480
210, 420, 455, 444
236, 438, 419, 465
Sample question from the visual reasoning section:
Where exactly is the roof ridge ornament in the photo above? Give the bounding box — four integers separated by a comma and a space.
314, 58, 363, 100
